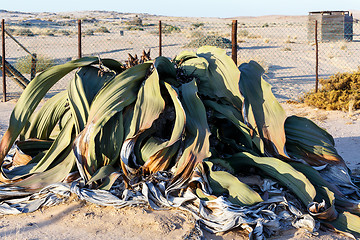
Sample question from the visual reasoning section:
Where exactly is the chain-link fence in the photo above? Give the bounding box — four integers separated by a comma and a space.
1, 14, 360, 102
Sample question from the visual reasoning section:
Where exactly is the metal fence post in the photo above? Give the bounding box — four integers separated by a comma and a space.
315, 20, 319, 93
232, 20, 238, 65
78, 19, 82, 59
1, 19, 6, 102
30, 53, 37, 80
159, 20, 162, 56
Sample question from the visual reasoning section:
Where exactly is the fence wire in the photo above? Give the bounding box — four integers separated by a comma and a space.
1, 16, 360, 102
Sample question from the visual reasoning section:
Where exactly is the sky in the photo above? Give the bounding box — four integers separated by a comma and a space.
2, 0, 360, 18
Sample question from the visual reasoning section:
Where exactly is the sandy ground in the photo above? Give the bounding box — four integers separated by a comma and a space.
0, 100, 359, 240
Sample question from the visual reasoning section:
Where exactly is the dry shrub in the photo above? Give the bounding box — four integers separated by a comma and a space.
185, 35, 232, 49
302, 70, 360, 111
15, 54, 55, 74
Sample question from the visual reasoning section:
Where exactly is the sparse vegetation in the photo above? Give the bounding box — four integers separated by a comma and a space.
191, 22, 204, 29
83, 29, 95, 35
162, 24, 181, 34
13, 28, 35, 36
238, 30, 249, 37
302, 69, 360, 110
15, 54, 55, 74
247, 34, 261, 39
43, 29, 57, 36
58, 29, 72, 36
126, 26, 144, 31
340, 43, 347, 50
95, 26, 110, 33
190, 31, 205, 38
185, 35, 232, 48
126, 16, 143, 26
284, 38, 295, 44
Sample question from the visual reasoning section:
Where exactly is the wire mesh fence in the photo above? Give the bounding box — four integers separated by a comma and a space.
1, 15, 360, 102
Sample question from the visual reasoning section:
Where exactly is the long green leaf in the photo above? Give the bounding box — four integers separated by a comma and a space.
30, 117, 74, 173
285, 116, 345, 167
239, 60, 288, 158
196, 46, 243, 108
0, 57, 107, 164
68, 66, 115, 133
73, 63, 152, 181
22, 91, 68, 140
15, 148, 75, 191
327, 211, 360, 237
216, 152, 316, 206
205, 161, 263, 206
142, 82, 186, 173
168, 80, 211, 191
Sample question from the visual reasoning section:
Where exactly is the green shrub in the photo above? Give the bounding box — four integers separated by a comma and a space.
15, 55, 55, 74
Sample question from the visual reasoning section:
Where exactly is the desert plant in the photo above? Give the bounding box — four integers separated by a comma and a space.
284, 37, 295, 44
126, 25, 144, 31
302, 69, 360, 110
191, 22, 204, 28
0, 47, 359, 239
15, 54, 55, 74
95, 26, 110, 33
340, 43, 347, 50
239, 29, 249, 37
13, 28, 35, 36
83, 29, 95, 35
43, 29, 57, 36
126, 15, 142, 26
162, 24, 181, 34
247, 34, 261, 39
58, 29, 72, 36
185, 35, 232, 48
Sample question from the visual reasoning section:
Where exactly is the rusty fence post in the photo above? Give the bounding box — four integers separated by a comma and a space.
159, 20, 162, 56
232, 20, 238, 65
315, 20, 319, 93
78, 19, 82, 59
30, 53, 37, 80
1, 19, 6, 102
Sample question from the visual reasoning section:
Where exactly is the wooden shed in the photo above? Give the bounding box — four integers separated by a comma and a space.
307, 11, 353, 42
